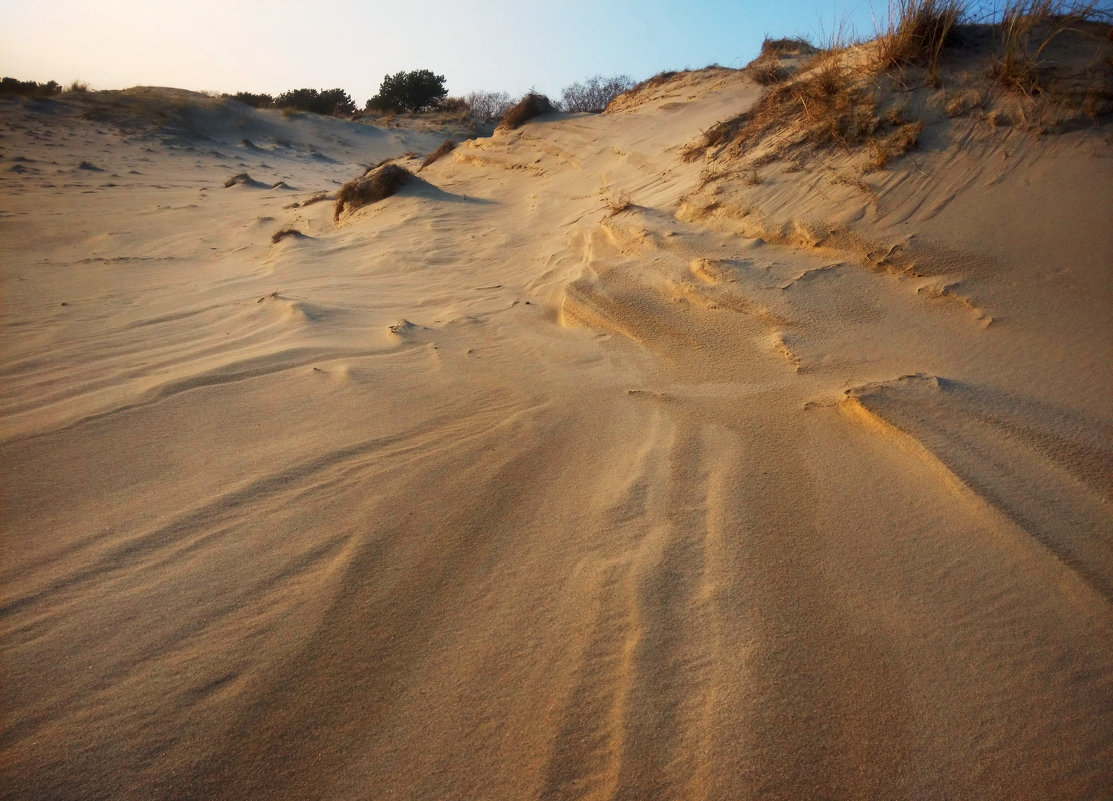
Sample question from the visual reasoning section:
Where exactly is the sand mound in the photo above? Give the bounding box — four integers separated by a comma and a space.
333, 163, 413, 220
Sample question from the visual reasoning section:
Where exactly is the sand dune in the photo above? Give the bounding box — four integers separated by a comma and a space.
2, 26, 1113, 801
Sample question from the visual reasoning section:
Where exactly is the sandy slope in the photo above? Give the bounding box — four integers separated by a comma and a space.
1, 64, 1111, 801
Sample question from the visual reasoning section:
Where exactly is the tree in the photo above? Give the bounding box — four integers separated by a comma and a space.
366, 70, 448, 113
558, 75, 635, 113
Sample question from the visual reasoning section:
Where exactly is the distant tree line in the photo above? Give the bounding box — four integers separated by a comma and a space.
1, 77, 63, 97
2, 66, 636, 121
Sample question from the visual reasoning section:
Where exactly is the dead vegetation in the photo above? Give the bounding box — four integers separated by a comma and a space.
876, 0, 963, 75
990, 0, 1106, 92
420, 140, 456, 169
604, 191, 633, 216
271, 227, 303, 244
333, 163, 412, 220
498, 93, 554, 130
683, 0, 1111, 177
224, 172, 256, 188
747, 37, 819, 84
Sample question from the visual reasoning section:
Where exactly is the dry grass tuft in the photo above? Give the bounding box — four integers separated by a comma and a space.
604, 191, 633, 216
865, 120, 925, 170
990, 0, 1099, 93
271, 228, 303, 244
690, 46, 931, 172
877, 0, 963, 73
301, 191, 331, 207
224, 172, 254, 188
420, 140, 456, 169
751, 61, 791, 85
631, 71, 681, 94
333, 163, 413, 220
498, 93, 554, 130
682, 112, 759, 161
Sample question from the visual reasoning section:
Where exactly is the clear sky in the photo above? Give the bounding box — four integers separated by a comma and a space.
2, 0, 887, 104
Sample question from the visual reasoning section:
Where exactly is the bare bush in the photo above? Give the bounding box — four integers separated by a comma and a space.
498, 92, 554, 130
464, 90, 513, 120
559, 75, 636, 112
334, 164, 412, 220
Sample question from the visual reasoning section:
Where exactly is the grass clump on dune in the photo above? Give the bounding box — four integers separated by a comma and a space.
333, 163, 412, 220
990, 0, 1104, 93
271, 227, 303, 244
420, 140, 456, 169
498, 92, 554, 130
877, 0, 963, 74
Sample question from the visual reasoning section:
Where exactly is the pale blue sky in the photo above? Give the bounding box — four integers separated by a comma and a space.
3, 0, 890, 103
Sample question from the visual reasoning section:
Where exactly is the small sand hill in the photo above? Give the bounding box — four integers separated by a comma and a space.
2, 16, 1112, 801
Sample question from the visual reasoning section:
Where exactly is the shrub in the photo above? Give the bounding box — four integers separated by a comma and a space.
559, 75, 636, 112
498, 92, 554, 130
366, 70, 448, 113
334, 163, 412, 220
274, 88, 356, 116
760, 37, 819, 58
464, 90, 513, 120
420, 140, 456, 169
226, 91, 274, 108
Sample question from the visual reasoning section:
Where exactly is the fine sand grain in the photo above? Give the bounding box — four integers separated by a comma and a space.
2, 40, 1112, 801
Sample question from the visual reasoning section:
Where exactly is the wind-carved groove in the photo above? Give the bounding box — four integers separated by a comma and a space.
540, 563, 638, 801
609, 427, 717, 801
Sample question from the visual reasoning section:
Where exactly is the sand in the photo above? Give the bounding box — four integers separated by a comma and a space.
2, 50, 1112, 801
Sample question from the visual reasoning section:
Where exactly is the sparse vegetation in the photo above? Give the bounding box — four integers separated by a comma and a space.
559, 75, 636, 112
865, 120, 925, 170
334, 163, 413, 220
990, 0, 1100, 93
420, 140, 456, 169
498, 92, 554, 130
